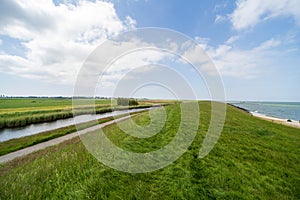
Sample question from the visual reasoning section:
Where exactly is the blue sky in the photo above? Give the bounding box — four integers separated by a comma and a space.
0, 0, 299, 101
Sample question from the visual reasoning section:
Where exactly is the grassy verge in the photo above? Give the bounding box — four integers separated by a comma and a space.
0, 102, 299, 199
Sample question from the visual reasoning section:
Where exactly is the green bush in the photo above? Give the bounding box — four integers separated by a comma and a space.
117, 98, 138, 106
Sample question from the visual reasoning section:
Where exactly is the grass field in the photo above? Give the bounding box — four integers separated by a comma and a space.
0, 98, 111, 128
0, 98, 161, 129
0, 101, 299, 199
0, 98, 112, 109
0, 98, 168, 112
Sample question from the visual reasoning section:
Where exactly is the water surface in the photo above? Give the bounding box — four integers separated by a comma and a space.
230, 101, 300, 121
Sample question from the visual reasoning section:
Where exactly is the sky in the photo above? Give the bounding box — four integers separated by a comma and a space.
0, 0, 299, 101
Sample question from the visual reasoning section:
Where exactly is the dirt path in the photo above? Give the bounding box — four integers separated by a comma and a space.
0, 115, 135, 164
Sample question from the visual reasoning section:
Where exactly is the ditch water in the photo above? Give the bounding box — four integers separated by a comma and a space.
0, 107, 154, 142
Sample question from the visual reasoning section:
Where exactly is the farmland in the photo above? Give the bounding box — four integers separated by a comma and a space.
0, 98, 160, 129
0, 98, 110, 128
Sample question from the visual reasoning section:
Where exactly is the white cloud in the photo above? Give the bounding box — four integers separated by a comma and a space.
225, 36, 240, 44
230, 0, 300, 30
194, 36, 210, 43
182, 37, 283, 78
214, 2, 228, 12
0, 0, 135, 85
104, 49, 165, 71
182, 41, 210, 65
125, 16, 137, 29
214, 15, 226, 24
70, 35, 175, 90
194, 36, 210, 50
212, 38, 283, 78
253, 38, 281, 51
100, 47, 172, 88
0, 39, 2, 46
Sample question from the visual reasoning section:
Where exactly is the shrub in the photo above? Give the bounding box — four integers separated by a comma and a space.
117, 98, 138, 106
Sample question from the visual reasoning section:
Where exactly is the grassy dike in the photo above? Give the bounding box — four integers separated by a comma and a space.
0, 102, 299, 199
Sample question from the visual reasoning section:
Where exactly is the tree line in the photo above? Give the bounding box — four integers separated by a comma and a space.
117, 98, 138, 106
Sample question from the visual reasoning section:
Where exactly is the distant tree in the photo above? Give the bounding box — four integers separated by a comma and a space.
129, 99, 138, 106
117, 98, 138, 106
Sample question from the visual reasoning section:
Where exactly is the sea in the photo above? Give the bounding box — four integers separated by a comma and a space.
229, 101, 300, 121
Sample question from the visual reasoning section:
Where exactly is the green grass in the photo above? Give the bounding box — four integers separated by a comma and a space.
0, 110, 150, 156
0, 102, 299, 199
0, 106, 108, 129
0, 98, 113, 128
0, 98, 168, 129
0, 98, 112, 110
0, 98, 163, 112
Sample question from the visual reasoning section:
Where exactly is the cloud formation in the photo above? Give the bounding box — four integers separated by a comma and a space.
182, 37, 282, 78
214, 15, 226, 24
230, 0, 300, 30
0, 0, 134, 84
0, 0, 296, 88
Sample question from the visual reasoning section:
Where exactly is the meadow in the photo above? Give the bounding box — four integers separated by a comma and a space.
0, 98, 157, 129
0, 101, 299, 199
0, 98, 109, 128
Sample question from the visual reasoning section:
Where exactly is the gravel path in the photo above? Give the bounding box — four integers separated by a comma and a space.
0, 115, 134, 164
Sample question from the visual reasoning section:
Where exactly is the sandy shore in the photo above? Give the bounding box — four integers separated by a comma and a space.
251, 112, 300, 129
